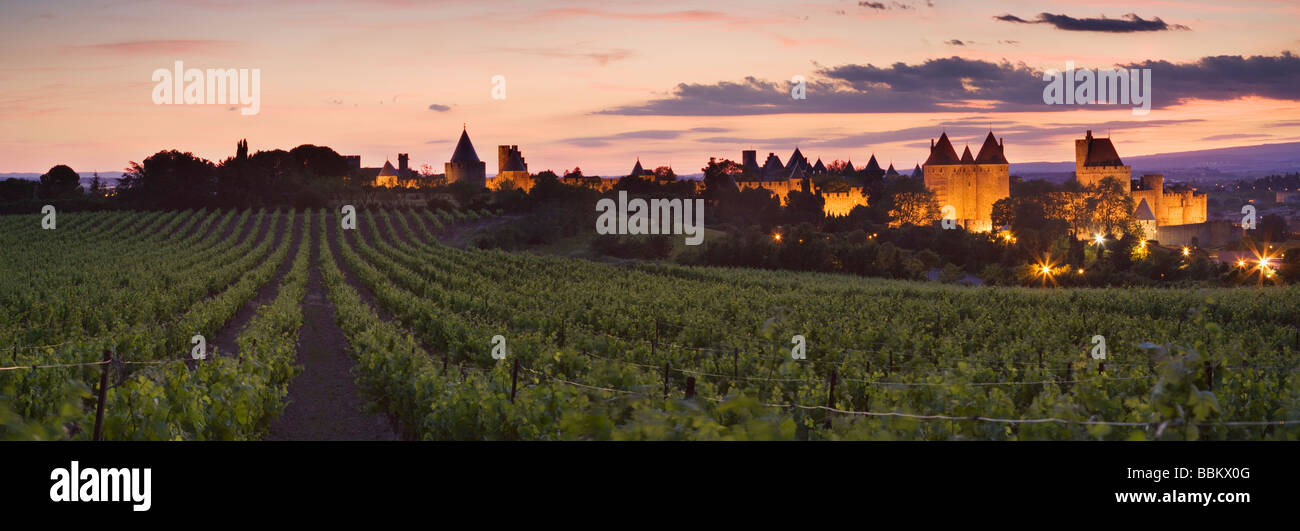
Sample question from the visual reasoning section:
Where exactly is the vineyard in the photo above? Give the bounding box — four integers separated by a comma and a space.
2, 208, 1299, 440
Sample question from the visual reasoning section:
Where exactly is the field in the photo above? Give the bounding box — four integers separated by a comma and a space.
3, 208, 1299, 440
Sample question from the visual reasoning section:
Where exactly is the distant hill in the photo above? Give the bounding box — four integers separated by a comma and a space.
1010, 142, 1300, 184
1, 171, 125, 187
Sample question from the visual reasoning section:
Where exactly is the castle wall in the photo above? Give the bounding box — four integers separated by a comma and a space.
1154, 221, 1239, 248
923, 163, 1007, 232
445, 161, 486, 188
489, 170, 532, 192
822, 188, 866, 217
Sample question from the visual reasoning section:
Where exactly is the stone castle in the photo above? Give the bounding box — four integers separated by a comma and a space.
1074, 130, 1207, 229
488, 144, 531, 192
734, 147, 870, 216
922, 131, 1011, 233
445, 127, 486, 188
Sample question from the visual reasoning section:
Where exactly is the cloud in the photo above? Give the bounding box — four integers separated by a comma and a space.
859, 1, 914, 9
1121, 52, 1300, 107
1200, 133, 1273, 141
946, 39, 965, 46
693, 119, 1203, 154
495, 46, 633, 66
66, 40, 242, 55
561, 129, 689, 147
597, 53, 1300, 116
428, 104, 451, 112
994, 13, 1190, 32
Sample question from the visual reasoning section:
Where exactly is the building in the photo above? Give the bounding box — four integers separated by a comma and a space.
1073, 130, 1207, 228
732, 148, 865, 216
359, 153, 421, 188
922, 131, 1010, 233
1130, 173, 1208, 227
445, 127, 486, 188
487, 145, 532, 192
1074, 130, 1130, 188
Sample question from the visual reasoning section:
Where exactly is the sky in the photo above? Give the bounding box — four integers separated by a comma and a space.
2, 0, 1299, 176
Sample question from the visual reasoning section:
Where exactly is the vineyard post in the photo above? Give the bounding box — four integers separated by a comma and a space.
1099, 359, 1105, 375
93, 349, 112, 441
824, 370, 838, 429
1204, 360, 1214, 390
509, 359, 519, 403
662, 362, 670, 399
685, 376, 696, 399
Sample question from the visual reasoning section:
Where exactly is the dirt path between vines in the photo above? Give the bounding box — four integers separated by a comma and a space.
265, 217, 398, 441
211, 212, 300, 358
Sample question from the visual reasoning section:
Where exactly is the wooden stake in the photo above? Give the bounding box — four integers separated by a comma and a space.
685, 376, 696, 399
824, 370, 838, 430
509, 359, 520, 403
93, 349, 111, 441
662, 362, 670, 399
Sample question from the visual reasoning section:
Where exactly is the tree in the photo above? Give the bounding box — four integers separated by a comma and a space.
888, 190, 940, 227
119, 150, 217, 208
652, 166, 676, 181
0, 178, 37, 202
37, 165, 82, 199
88, 172, 103, 197
1087, 177, 1135, 237
702, 158, 741, 195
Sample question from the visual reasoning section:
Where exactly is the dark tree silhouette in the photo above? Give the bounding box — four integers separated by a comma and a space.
37, 165, 83, 199
119, 151, 217, 208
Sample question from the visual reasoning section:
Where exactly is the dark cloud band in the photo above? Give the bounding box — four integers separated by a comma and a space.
995, 12, 1190, 33
596, 53, 1299, 116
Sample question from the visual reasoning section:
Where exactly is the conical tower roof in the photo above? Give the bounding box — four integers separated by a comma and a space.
864, 154, 883, 173
377, 160, 399, 177
975, 131, 1008, 164
631, 158, 646, 177
812, 158, 826, 173
960, 145, 975, 163
912, 163, 923, 178
924, 132, 961, 165
885, 163, 899, 177
450, 127, 480, 163
1134, 198, 1156, 221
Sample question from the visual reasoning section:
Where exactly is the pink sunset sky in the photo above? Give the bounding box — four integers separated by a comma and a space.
2, 0, 1298, 176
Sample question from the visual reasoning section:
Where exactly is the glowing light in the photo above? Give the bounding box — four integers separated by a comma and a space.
773, 233, 781, 241
1077, 268, 1085, 274
1040, 265, 1052, 275
1237, 259, 1247, 268
1093, 233, 1106, 246
1182, 247, 1190, 257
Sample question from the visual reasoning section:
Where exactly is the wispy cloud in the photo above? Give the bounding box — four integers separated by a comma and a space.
65, 39, 242, 55
994, 13, 1190, 33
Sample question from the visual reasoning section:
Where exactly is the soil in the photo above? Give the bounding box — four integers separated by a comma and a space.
265, 222, 398, 441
